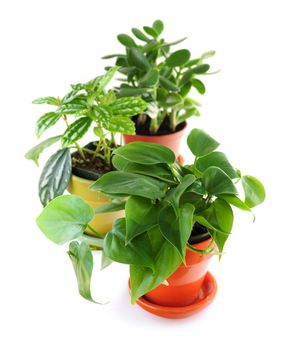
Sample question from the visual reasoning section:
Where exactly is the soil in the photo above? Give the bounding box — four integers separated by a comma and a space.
133, 115, 186, 136
188, 223, 210, 245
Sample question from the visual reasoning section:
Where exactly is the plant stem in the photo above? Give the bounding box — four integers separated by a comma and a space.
169, 109, 177, 132
110, 132, 116, 147
137, 113, 147, 127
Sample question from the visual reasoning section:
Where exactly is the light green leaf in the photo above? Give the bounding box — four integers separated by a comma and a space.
94, 200, 126, 214
61, 117, 92, 148
33, 96, 60, 106
202, 166, 237, 195
117, 34, 137, 47
96, 66, 119, 93
108, 97, 147, 117
131, 28, 150, 42
25, 135, 61, 165
90, 105, 112, 122
104, 116, 135, 134
166, 49, 191, 67
187, 128, 220, 157
36, 112, 62, 138
191, 79, 206, 94
180, 64, 210, 86
36, 195, 94, 244
143, 26, 158, 38
242, 175, 265, 208
152, 20, 164, 35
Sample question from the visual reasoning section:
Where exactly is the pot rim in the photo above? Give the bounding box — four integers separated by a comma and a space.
125, 121, 187, 138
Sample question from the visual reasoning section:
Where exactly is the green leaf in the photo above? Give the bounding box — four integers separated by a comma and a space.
25, 135, 61, 165
104, 116, 135, 134
162, 37, 187, 48
125, 196, 161, 243
191, 79, 206, 94
187, 179, 206, 195
61, 117, 92, 148
118, 87, 149, 97
103, 218, 154, 269
219, 194, 253, 213
113, 142, 175, 164
139, 69, 159, 87
159, 203, 194, 259
108, 97, 147, 117
131, 28, 150, 42
68, 241, 101, 303
195, 151, 239, 179
143, 26, 158, 38
38, 149, 72, 206
130, 226, 181, 303
117, 34, 137, 47
33, 96, 60, 106
36, 112, 62, 138
100, 90, 117, 105
94, 200, 126, 214
165, 93, 182, 106
36, 195, 94, 244
177, 108, 200, 123
127, 47, 151, 71
96, 66, 119, 93
102, 53, 125, 59
202, 166, 237, 195
159, 76, 179, 92
201, 50, 216, 59
180, 65, 210, 86
166, 49, 191, 67
142, 40, 162, 53
90, 171, 168, 199
242, 175, 265, 208
187, 128, 220, 157
152, 20, 164, 35
90, 105, 112, 122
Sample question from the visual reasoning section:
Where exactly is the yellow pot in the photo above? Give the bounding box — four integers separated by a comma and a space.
67, 174, 124, 237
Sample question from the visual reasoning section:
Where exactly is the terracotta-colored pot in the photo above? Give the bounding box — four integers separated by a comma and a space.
123, 123, 187, 157
145, 238, 213, 307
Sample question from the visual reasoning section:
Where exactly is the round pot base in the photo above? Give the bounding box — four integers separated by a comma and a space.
131, 272, 217, 319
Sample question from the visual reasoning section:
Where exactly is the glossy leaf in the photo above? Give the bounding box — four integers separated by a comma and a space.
94, 200, 126, 214
36, 112, 62, 138
33, 96, 60, 106
90, 171, 168, 199
96, 66, 119, 93
113, 142, 175, 164
165, 93, 182, 106
159, 76, 179, 92
191, 79, 206, 94
38, 148, 72, 206
25, 135, 61, 165
36, 195, 94, 244
103, 218, 154, 269
61, 117, 92, 148
127, 47, 150, 71
219, 194, 253, 213
180, 64, 210, 86
202, 166, 237, 195
187, 128, 220, 157
118, 87, 149, 97
162, 37, 187, 48
166, 49, 191, 67
152, 20, 164, 35
131, 28, 150, 42
117, 34, 137, 47
104, 117, 135, 134
90, 105, 112, 122
242, 175, 266, 208
126, 196, 161, 243
108, 97, 147, 117
143, 26, 158, 38
139, 69, 159, 87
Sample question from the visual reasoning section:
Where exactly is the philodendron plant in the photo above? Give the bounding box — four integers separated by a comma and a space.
36, 129, 265, 303
103, 20, 216, 134
25, 67, 147, 206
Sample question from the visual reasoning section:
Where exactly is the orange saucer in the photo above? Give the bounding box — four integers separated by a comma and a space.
132, 272, 217, 319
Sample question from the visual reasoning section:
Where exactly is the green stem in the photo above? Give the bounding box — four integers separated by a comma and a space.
110, 132, 116, 147
169, 109, 177, 132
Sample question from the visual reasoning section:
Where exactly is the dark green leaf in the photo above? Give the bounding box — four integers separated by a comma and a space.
25, 135, 61, 165
187, 179, 206, 195
166, 49, 191, 67
94, 200, 126, 214
33, 96, 60, 106
191, 79, 206, 94
143, 26, 158, 38
117, 34, 137, 47
38, 149, 72, 206
108, 97, 147, 117
102, 53, 125, 59
139, 69, 159, 87
118, 87, 149, 97
152, 20, 164, 35
180, 64, 210, 86
131, 28, 150, 42
36, 112, 62, 138
113, 142, 175, 164
187, 128, 220, 157
202, 166, 237, 195
36, 195, 94, 244
165, 93, 182, 106
159, 76, 179, 92
242, 175, 265, 208
61, 117, 92, 148
127, 47, 151, 71
162, 37, 187, 48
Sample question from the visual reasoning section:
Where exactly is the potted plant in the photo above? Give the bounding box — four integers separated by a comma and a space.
25, 67, 147, 237
36, 129, 265, 316
103, 20, 216, 157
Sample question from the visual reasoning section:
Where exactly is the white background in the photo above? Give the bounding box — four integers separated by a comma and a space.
0, 0, 287, 349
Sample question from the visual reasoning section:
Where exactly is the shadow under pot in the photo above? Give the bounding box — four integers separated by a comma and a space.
68, 143, 124, 237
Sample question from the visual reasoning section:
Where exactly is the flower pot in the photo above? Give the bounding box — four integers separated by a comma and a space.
123, 122, 187, 157
145, 237, 214, 307
67, 174, 124, 236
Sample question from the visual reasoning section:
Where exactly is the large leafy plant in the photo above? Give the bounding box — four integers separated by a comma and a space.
36, 129, 265, 303
25, 67, 147, 206
103, 20, 215, 134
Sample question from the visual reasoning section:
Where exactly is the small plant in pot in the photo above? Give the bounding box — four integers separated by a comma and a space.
25, 67, 147, 238
103, 19, 216, 156
36, 129, 265, 316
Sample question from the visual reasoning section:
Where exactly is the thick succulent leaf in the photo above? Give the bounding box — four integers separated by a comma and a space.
117, 34, 137, 47
152, 20, 164, 35
104, 116, 135, 134
191, 79, 206, 94
131, 28, 150, 42
68, 241, 101, 303
130, 226, 182, 303
36, 195, 94, 244
113, 142, 175, 164
202, 166, 237, 195
103, 218, 154, 269
25, 135, 61, 165
127, 47, 151, 71
32, 96, 60, 106
125, 196, 161, 243
118, 87, 149, 97
242, 175, 265, 208
187, 128, 220, 157
166, 49, 191, 67
180, 64, 210, 86
38, 148, 72, 206
36, 112, 62, 138
108, 97, 147, 117
139, 69, 159, 87
159, 76, 179, 92
61, 117, 92, 148
90, 171, 168, 199
143, 26, 158, 38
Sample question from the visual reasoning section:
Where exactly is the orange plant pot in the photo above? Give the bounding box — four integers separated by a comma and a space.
145, 238, 214, 307
123, 123, 187, 157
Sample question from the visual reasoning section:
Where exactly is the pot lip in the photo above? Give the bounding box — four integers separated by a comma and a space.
125, 121, 187, 139
188, 231, 211, 245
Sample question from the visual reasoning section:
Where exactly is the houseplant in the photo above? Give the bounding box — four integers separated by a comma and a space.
36, 129, 265, 315
25, 67, 147, 236
103, 20, 216, 156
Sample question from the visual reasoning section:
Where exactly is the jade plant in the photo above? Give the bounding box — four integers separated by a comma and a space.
25, 67, 147, 206
36, 129, 265, 303
103, 20, 216, 134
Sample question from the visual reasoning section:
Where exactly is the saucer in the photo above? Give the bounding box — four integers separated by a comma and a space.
177, 154, 184, 165
133, 272, 217, 319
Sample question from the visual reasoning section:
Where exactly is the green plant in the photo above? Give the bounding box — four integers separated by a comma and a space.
103, 20, 216, 134
25, 67, 147, 206
36, 129, 265, 303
